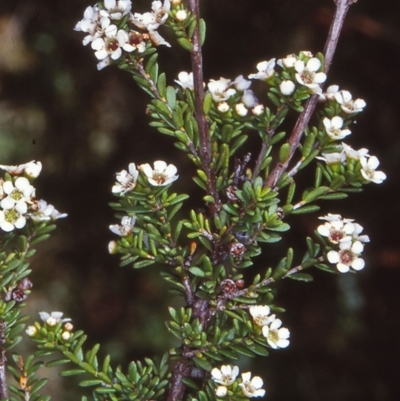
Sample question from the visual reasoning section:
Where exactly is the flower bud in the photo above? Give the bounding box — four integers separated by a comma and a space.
217, 102, 230, 113
279, 80, 295, 96
215, 386, 228, 397
175, 10, 187, 21
62, 331, 71, 341
235, 103, 248, 117
108, 240, 119, 254
26, 326, 37, 336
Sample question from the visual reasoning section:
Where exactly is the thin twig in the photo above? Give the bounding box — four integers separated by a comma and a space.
0, 322, 8, 399
265, 0, 356, 189
188, 0, 221, 215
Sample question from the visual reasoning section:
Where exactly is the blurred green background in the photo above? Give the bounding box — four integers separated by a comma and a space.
1, 0, 399, 400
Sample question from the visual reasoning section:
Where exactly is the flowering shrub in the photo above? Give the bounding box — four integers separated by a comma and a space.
0, 1, 387, 400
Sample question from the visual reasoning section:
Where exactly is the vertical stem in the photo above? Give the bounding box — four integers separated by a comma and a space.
188, 0, 221, 215
0, 322, 8, 399
265, 0, 356, 188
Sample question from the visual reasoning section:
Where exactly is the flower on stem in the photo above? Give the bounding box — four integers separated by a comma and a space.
140, 160, 178, 186
119, 30, 147, 53
248, 59, 276, 81
317, 214, 358, 245
239, 372, 266, 398
175, 71, 194, 90
341, 142, 369, 160
279, 80, 295, 96
211, 365, 239, 386
109, 215, 136, 236
294, 57, 326, 94
215, 386, 228, 398
334, 90, 366, 114
233, 75, 252, 91
327, 240, 366, 273
0, 160, 43, 178
360, 155, 387, 184
323, 116, 351, 140
131, 0, 171, 31
262, 318, 290, 349
249, 305, 273, 327
39, 311, 71, 326
30, 199, 67, 222
277, 54, 297, 68
316, 150, 345, 165
74, 4, 103, 46
319, 84, 340, 101
207, 78, 236, 102
91, 23, 125, 62
112, 163, 139, 194
0, 177, 35, 210
241, 89, 258, 108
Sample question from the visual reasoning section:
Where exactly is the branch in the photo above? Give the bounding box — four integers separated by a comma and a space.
264, 0, 356, 189
0, 322, 8, 399
188, 0, 221, 215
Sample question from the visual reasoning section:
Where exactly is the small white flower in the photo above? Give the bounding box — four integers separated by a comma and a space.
131, 0, 170, 31
211, 365, 239, 386
140, 161, 178, 186
39, 311, 71, 326
24, 161, 42, 178
327, 240, 366, 273
295, 57, 326, 94
241, 89, 258, 108
235, 103, 248, 117
252, 104, 264, 116
175, 71, 194, 90
317, 214, 356, 244
1, 177, 34, 210
74, 5, 103, 46
279, 80, 295, 96
262, 318, 290, 349
119, 30, 147, 53
320, 84, 340, 101
30, 199, 67, 222
233, 75, 252, 91
249, 305, 272, 327
112, 163, 139, 194
360, 155, 387, 184
342, 142, 369, 160
207, 78, 236, 102
0, 203, 27, 232
26, 326, 37, 336
239, 372, 266, 398
316, 150, 345, 165
109, 216, 136, 236
334, 90, 366, 114
148, 30, 171, 47
62, 331, 71, 340
215, 386, 228, 398
100, 0, 132, 20
217, 102, 230, 113
323, 116, 351, 140
91, 24, 124, 61
175, 10, 187, 21
248, 59, 276, 81
277, 54, 297, 68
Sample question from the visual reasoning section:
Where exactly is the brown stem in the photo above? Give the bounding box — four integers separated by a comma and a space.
188, 0, 220, 215
265, 0, 356, 189
0, 322, 8, 399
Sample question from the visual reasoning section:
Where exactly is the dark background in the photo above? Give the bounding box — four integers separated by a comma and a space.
0, 0, 399, 400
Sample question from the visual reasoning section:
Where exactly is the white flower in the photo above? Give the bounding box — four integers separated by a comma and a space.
215, 386, 228, 397
319, 84, 340, 101
277, 54, 297, 68
39, 311, 71, 326
249, 305, 273, 326
175, 71, 194, 90
91, 24, 125, 61
211, 365, 239, 386
323, 116, 351, 140
119, 30, 147, 53
112, 163, 139, 194
279, 80, 295, 96
233, 75, 252, 91
148, 30, 171, 47
140, 161, 178, 186
100, 0, 132, 20
262, 318, 290, 349
334, 90, 366, 114
62, 331, 71, 340
342, 142, 369, 160
0, 203, 27, 232
207, 78, 236, 102
252, 104, 264, 116
327, 240, 366, 273
1, 177, 35, 210
239, 372, 266, 398
0, 160, 41, 177
248, 59, 276, 80
235, 103, 248, 117
360, 155, 387, 184
109, 215, 136, 236
97, 57, 111, 70
316, 150, 345, 165
74, 5, 103, 46
317, 214, 356, 244
26, 326, 37, 336
294, 57, 326, 94
175, 10, 187, 21
217, 102, 230, 113
241, 89, 258, 108
131, 0, 171, 31
30, 199, 67, 222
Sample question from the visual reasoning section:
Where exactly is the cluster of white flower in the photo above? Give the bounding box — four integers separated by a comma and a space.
0, 161, 67, 232
26, 312, 73, 341
112, 160, 178, 196
249, 305, 290, 349
323, 116, 351, 141
74, 0, 171, 70
318, 214, 370, 273
317, 142, 387, 184
211, 365, 265, 398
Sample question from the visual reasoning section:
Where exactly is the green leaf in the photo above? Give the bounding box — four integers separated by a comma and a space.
287, 272, 314, 282
189, 267, 206, 277
193, 355, 212, 371
157, 72, 167, 97
79, 379, 105, 387
292, 205, 320, 214
166, 86, 176, 110
199, 18, 206, 45
177, 37, 193, 52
